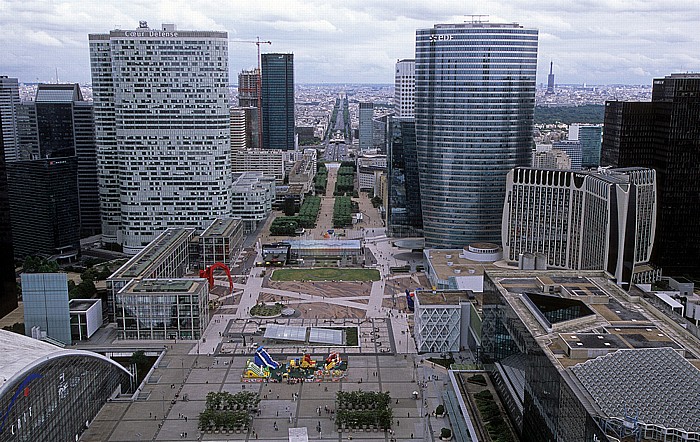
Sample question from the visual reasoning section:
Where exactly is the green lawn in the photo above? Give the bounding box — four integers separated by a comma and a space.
270, 268, 380, 282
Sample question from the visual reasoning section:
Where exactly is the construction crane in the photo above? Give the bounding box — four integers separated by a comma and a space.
231, 37, 272, 148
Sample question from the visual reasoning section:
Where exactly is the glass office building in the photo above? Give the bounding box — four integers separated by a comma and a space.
22, 273, 72, 345
386, 116, 423, 237
261, 53, 295, 150
602, 74, 700, 278
0, 114, 17, 317
415, 23, 538, 247
480, 270, 700, 442
7, 158, 80, 259
0, 330, 131, 441
115, 278, 209, 340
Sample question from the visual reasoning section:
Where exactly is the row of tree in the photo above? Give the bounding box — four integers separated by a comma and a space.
332, 196, 354, 228
334, 163, 356, 196
199, 392, 260, 432
315, 163, 328, 194
335, 390, 393, 430
271, 194, 322, 236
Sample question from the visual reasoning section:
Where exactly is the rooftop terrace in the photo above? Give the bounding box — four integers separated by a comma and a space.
121, 278, 205, 294
109, 228, 194, 279
200, 218, 242, 238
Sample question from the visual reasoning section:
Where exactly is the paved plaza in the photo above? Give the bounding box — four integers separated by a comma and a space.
77, 183, 459, 441
81, 341, 450, 442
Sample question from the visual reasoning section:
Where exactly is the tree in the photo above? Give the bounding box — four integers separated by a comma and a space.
82, 265, 112, 282
130, 350, 149, 382
2, 322, 25, 335
22, 256, 59, 273
69, 280, 96, 299
282, 197, 297, 216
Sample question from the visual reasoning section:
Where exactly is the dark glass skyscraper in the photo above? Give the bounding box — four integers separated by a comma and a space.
387, 117, 422, 237
7, 157, 80, 259
601, 74, 700, 277
0, 114, 18, 317
261, 53, 295, 150
415, 23, 538, 247
13, 84, 100, 237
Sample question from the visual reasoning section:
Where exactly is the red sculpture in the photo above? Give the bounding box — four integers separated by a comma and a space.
199, 262, 234, 294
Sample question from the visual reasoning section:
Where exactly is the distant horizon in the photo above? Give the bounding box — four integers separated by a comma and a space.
15, 80, 656, 88
3, 1, 699, 86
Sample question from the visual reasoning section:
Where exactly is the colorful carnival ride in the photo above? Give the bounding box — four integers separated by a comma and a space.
241, 346, 347, 382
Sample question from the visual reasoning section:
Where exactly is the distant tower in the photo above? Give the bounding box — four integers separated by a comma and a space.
394, 59, 415, 117
261, 53, 295, 151
546, 61, 555, 94
359, 102, 374, 151
0, 76, 21, 162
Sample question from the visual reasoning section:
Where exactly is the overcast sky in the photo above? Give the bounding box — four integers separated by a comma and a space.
1, 0, 699, 85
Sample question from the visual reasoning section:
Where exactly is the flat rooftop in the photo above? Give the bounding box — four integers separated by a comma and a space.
286, 240, 361, 250
415, 289, 474, 306
109, 228, 194, 279
69, 299, 100, 312
426, 249, 511, 281
487, 270, 700, 437
486, 270, 700, 366
200, 218, 242, 238
560, 325, 681, 352
120, 278, 205, 294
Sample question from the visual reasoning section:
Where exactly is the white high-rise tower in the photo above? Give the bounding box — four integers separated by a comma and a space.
89, 22, 231, 254
394, 59, 415, 117
0, 76, 20, 162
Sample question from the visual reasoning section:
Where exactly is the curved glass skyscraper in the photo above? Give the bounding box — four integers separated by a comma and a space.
415, 23, 538, 247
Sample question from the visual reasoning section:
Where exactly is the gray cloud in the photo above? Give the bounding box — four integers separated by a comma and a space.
0, 0, 698, 85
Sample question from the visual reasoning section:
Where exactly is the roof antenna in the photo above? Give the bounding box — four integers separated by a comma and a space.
465, 15, 489, 23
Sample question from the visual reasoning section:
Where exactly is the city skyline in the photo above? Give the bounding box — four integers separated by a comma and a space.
1, 0, 699, 86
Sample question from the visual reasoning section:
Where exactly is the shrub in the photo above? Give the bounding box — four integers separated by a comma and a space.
270, 217, 299, 235
440, 428, 452, 439
467, 374, 487, 385
435, 404, 445, 416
